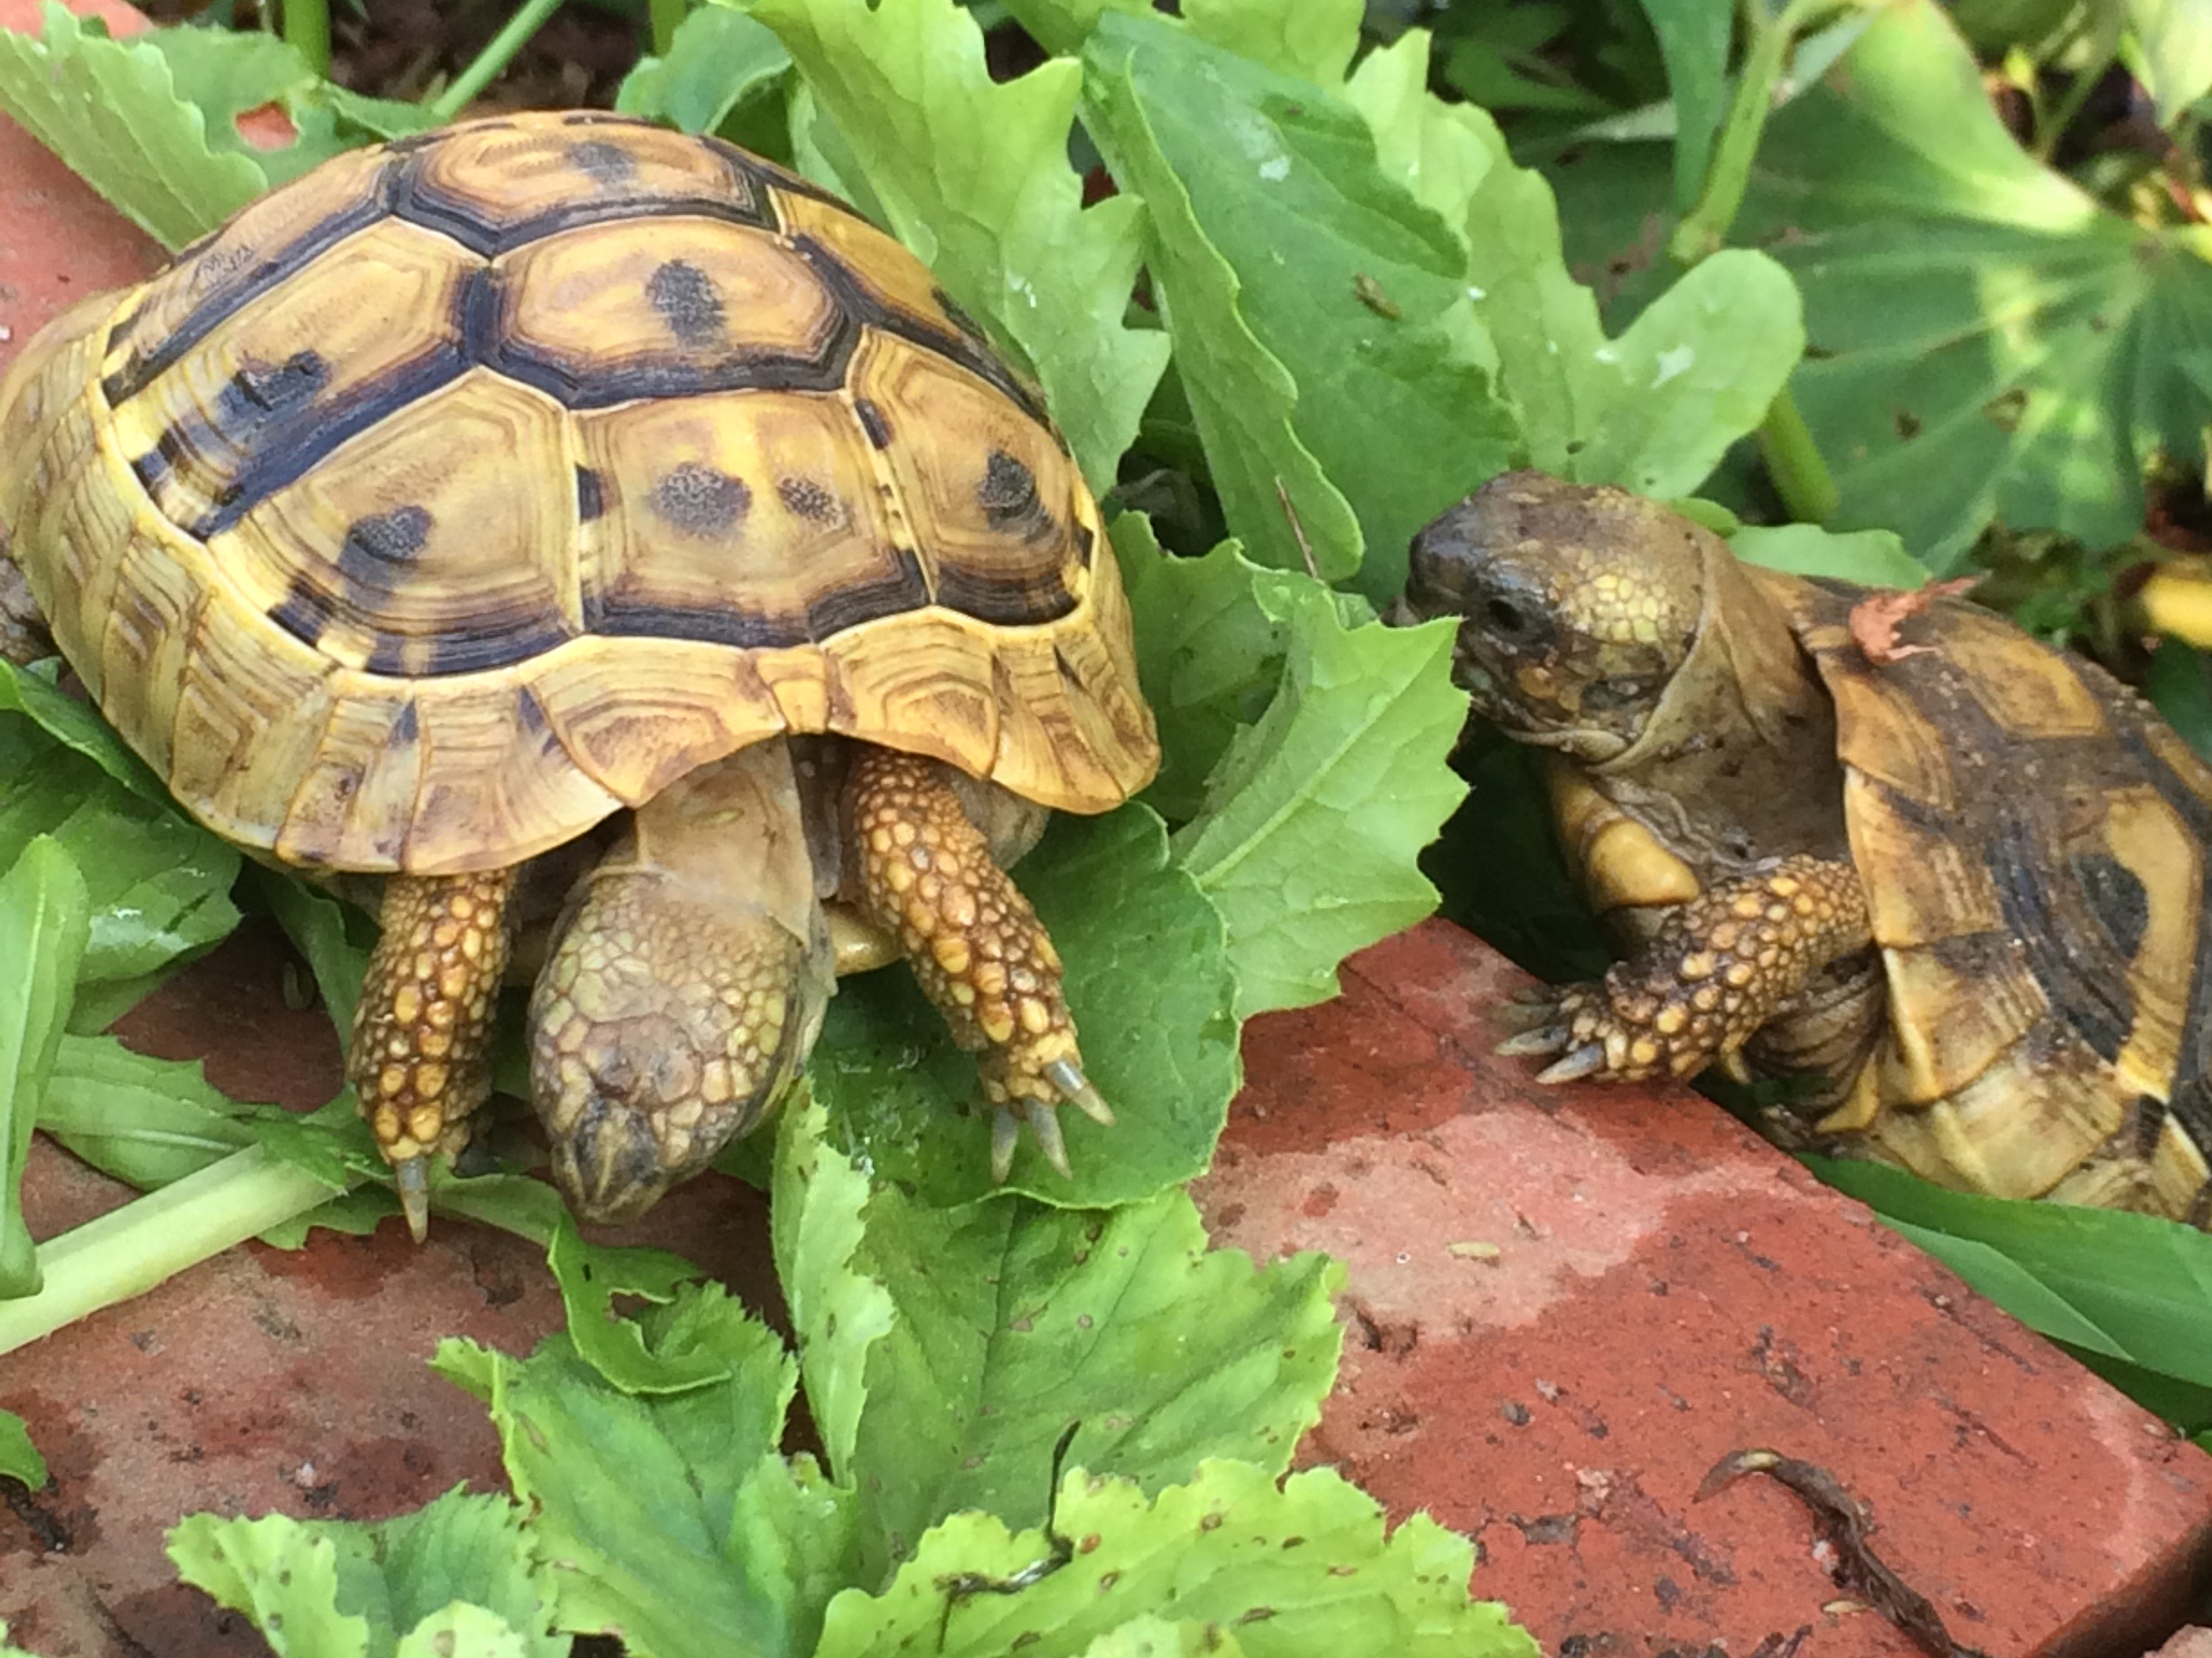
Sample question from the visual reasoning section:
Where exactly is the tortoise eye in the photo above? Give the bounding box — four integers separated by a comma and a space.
1485, 597, 1532, 636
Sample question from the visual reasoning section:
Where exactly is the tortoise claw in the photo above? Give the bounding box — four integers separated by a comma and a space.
1045, 1056, 1115, 1127
1026, 1101, 1073, 1179
989, 1107, 1023, 1184
394, 1157, 432, 1243
1496, 1025, 1570, 1058
1495, 997, 1564, 1034
1536, 1044, 1609, 1085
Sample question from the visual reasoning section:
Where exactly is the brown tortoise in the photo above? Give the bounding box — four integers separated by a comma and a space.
1402, 472, 2212, 1225
0, 110, 1158, 1232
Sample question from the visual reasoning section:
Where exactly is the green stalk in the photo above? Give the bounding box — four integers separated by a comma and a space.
650, 0, 689, 57
2033, 2, 2122, 164
425, 0, 572, 124
0, 1147, 347, 1356
1756, 388, 1841, 524
1668, 0, 1842, 265
283, 0, 333, 79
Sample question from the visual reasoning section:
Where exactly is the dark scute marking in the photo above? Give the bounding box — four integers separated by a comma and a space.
189, 333, 470, 539
2074, 851, 2151, 961
517, 683, 549, 736
459, 265, 501, 361
101, 179, 394, 406
389, 157, 771, 257
645, 258, 727, 347
366, 635, 412, 678
339, 505, 435, 590
777, 476, 839, 522
129, 445, 170, 492
1073, 519, 1095, 566
595, 592, 801, 650
575, 464, 606, 522
2170, 1074, 2212, 1157
224, 350, 330, 417
977, 449, 1044, 530
418, 619, 572, 677
806, 547, 928, 640
2134, 1091, 2173, 1161
855, 398, 894, 449
390, 699, 421, 744
933, 285, 989, 344
267, 574, 332, 648
933, 558, 1077, 628
651, 463, 750, 539
567, 139, 638, 185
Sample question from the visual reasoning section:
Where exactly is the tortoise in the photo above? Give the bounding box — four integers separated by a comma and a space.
0, 109, 1158, 1233
1401, 471, 2212, 1226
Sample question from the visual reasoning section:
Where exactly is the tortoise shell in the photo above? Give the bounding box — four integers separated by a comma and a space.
0, 110, 1156, 876
1757, 568, 2212, 1215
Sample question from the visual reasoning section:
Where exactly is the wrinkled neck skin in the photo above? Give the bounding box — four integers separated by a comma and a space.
1585, 545, 1850, 881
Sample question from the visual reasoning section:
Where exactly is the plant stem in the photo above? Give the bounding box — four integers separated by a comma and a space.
1757, 389, 1840, 525
650, 0, 688, 57
2033, 3, 2122, 164
283, 0, 332, 78
0, 1147, 346, 1356
425, 0, 571, 123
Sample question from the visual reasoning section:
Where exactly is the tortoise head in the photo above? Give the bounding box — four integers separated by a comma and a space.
1403, 472, 1710, 763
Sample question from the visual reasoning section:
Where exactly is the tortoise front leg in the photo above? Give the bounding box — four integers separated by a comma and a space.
845, 746, 1111, 1181
351, 869, 519, 1239
1501, 854, 1872, 1084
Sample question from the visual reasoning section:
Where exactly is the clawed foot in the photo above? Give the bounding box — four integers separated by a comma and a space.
1495, 979, 1716, 1084
989, 1056, 1116, 1182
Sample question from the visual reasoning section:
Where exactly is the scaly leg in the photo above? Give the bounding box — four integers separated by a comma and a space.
1500, 854, 1872, 1084
845, 746, 1111, 1181
351, 869, 519, 1240
0, 543, 52, 666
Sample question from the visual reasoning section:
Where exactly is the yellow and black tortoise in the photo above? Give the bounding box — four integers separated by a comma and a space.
1403, 471, 2212, 1225
0, 110, 1158, 1232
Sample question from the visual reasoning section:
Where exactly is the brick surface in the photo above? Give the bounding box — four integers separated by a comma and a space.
1197, 921, 2212, 1658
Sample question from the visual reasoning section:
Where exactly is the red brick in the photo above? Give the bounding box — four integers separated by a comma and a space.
1198, 921, 2212, 1658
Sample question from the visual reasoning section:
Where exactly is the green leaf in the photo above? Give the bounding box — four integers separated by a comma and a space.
0, 658, 168, 801
435, 1286, 851, 1658
2146, 640, 2212, 759
772, 1091, 895, 1474
36, 1035, 257, 1190
394, 1604, 537, 1658
1084, 13, 1519, 602
1726, 523, 1929, 588
169, 1487, 562, 1658
754, 0, 1169, 492
616, 4, 792, 134
1116, 520, 1298, 822
993, 0, 1147, 57
254, 866, 371, 1039
842, 1180, 1343, 1583
1637, 0, 1734, 211
1386, 33, 1800, 501
1181, 0, 1359, 86
1172, 584, 1467, 1018
1550, 1, 2212, 567
137, 23, 417, 190
0, 3, 266, 248
816, 1461, 1539, 1658
1807, 1157, 2212, 1392
0, 838, 90, 1296
811, 804, 1236, 1206
0, 1410, 46, 1490
545, 1214, 724, 1394
2125, 0, 2212, 126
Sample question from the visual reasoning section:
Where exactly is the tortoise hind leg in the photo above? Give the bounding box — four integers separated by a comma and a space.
844, 745, 1110, 1181
0, 543, 52, 666
351, 869, 519, 1240
1501, 854, 1873, 1084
